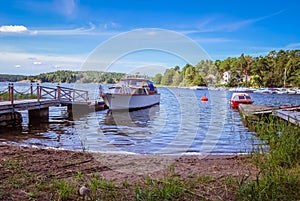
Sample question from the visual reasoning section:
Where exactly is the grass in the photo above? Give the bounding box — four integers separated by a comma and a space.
135, 176, 188, 201
55, 180, 74, 201
238, 116, 300, 201
0, 154, 240, 201
0, 92, 37, 100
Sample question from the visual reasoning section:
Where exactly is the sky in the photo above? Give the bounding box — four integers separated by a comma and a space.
1, 0, 300, 75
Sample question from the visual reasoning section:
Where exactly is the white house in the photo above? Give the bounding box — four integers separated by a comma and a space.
222, 70, 251, 84
222, 71, 231, 84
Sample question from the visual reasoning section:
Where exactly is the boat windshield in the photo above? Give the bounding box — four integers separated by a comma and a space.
119, 79, 150, 87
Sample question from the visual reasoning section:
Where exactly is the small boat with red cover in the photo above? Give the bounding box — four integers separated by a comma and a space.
230, 93, 254, 108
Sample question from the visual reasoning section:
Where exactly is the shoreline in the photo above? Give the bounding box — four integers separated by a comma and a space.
1, 141, 250, 156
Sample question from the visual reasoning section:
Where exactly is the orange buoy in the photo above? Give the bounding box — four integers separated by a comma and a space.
201, 96, 208, 101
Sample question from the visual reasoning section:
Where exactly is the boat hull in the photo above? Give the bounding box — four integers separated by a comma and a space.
230, 100, 254, 108
102, 93, 160, 110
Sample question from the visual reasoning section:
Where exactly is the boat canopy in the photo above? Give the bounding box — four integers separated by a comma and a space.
119, 78, 153, 87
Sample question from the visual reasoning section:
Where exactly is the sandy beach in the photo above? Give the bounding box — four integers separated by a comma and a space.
0, 144, 257, 200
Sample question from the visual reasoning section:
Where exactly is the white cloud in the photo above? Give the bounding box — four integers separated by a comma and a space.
286, 43, 300, 48
0, 25, 39, 35
33, 22, 112, 36
33, 61, 42, 65
0, 25, 28, 33
0, 22, 119, 36
0, 52, 85, 75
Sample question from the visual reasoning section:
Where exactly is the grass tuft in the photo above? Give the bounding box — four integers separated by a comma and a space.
238, 116, 300, 201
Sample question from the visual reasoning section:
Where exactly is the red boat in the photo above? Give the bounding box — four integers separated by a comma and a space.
230, 93, 254, 108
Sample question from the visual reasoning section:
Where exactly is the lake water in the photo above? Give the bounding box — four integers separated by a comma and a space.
0, 83, 299, 155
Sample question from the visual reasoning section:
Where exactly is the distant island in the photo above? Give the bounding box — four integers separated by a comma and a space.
0, 71, 125, 84
1, 49, 299, 88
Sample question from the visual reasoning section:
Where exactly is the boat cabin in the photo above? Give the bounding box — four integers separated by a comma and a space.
230, 93, 254, 108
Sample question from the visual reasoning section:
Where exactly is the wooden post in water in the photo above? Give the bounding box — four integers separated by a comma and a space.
57, 84, 61, 100
28, 107, 49, 124
8, 83, 11, 102
8, 83, 14, 105
30, 83, 33, 98
72, 89, 75, 101
37, 84, 40, 102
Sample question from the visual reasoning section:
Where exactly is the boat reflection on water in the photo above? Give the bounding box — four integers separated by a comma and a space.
103, 105, 160, 127
98, 105, 160, 147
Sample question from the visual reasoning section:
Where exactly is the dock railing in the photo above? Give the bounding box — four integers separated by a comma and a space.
56, 85, 89, 102
4, 83, 89, 104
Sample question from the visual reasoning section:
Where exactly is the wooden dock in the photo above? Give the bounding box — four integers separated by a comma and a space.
275, 107, 300, 127
0, 83, 107, 127
0, 99, 106, 114
239, 104, 300, 127
0, 99, 60, 114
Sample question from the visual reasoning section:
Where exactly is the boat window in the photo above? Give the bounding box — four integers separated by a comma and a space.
136, 88, 144, 94
129, 80, 137, 85
246, 96, 251, 99
119, 80, 129, 85
135, 81, 141, 86
238, 96, 245, 99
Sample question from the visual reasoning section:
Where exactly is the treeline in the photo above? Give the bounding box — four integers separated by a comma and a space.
1, 50, 300, 87
153, 50, 300, 87
0, 71, 125, 84
0, 74, 27, 82
152, 60, 216, 87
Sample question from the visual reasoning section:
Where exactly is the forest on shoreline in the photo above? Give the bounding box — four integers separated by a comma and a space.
153, 49, 300, 87
0, 71, 125, 84
1, 49, 299, 87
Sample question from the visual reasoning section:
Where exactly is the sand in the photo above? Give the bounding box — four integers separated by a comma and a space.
0, 144, 257, 200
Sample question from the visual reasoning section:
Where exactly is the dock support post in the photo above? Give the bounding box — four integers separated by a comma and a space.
57, 84, 61, 100
0, 112, 22, 127
8, 83, 14, 104
28, 107, 49, 124
66, 104, 73, 119
30, 83, 33, 98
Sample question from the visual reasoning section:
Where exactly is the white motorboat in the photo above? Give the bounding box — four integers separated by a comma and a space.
190, 86, 208, 90
253, 88, 273, 94
100, 77, 160, 110
229, 87, 256, 92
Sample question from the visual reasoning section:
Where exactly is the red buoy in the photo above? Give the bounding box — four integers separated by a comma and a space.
201, 96, 208, 101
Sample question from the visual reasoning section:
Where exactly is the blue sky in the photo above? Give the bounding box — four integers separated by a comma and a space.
0, 0, 300, 75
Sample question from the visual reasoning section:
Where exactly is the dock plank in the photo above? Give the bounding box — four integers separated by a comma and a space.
275, 108, 300, 126
0, 99, 60, 114
238, 104, 274, 118
239, 104, 300, 127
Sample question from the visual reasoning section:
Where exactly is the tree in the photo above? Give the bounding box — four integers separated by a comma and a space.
182, 64, 195, 85
161, 69, 175, 85
172, 71, 183, 86
153, 73, 162, 85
